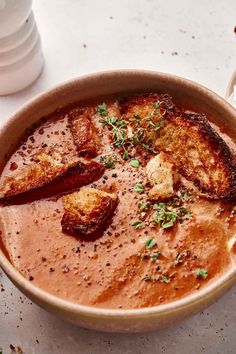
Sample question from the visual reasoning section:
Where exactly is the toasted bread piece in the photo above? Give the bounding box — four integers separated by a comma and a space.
61, 187, 119, 236
121, 94, 236, 199
155, 111, 236, 198
120, 93, 175, 136
0, 149, 105, 203
146, 152, 177, 200
68, 106, 100, 157
119, 93, 176, 155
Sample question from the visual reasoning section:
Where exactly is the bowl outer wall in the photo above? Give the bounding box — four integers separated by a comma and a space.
0, 69, 236, 332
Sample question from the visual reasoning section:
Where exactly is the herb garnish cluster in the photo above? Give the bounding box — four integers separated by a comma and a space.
141, 237, 208, 284
141, 238, 170, 283
97, 102, 207, 287
97, 101, 165, 159
153, 201, 191, 229
132, 196, 191, 231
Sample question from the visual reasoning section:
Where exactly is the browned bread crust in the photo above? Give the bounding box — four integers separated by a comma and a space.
121, 94, 236, 199
68, 106, 100, 157
0, 150, 105, 203
156, 111, 236, 198
61, 187, 118, 236
120, 93, 176, 140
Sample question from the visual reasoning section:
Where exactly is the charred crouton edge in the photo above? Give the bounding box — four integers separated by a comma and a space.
170, 111, 236, 198
0, 154, 105, 204
68, 106, 100, 157
120, 93, 176, 126
120, 93, 236, 199
61, 187, 119, 237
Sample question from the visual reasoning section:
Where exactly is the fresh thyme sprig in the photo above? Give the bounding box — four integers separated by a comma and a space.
99, 115, 131, 158
145, 101, 164, 131
97, 99, 164, 158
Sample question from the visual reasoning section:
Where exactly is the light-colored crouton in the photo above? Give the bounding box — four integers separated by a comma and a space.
146, 152, 175, 200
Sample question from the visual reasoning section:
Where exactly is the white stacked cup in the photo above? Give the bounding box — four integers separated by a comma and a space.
0, 0, 44, 95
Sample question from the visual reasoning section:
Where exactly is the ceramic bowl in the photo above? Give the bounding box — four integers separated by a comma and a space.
0, 70, 236, 333
226, 70, 236, 108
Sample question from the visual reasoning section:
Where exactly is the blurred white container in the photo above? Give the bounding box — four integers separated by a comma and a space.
226, 70, 236, 109
0, 0, 44, 95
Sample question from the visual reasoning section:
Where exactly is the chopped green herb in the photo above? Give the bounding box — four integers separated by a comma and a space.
139, 200, 149, 211
145, 238, 157, 249
153, 202, 166, 210
161, 217, 176, 229
130, 160, 140, 168
182, 192, 190, 201
97, 102, 108, 117
133, 128, 145, 145
132, 220, 144, 229
99, 155, 115, 169
98, 102, 163, 160
145, 101, 164, 132
153, 202, 190, 229
98, 99, 165, 160
152, 252, 159, 261
195, 268, 208, 279
184, 210, 191, 218
141, 139, 157, 154
112, 123, 128, 148
99, 115, 131, 158
170, 197, 181, 207
162, 218, 177, 229
177, 207, 191, 218
141, 253, 149, 260
147, 116, 163, 131
134, 183, 144, 193
161, 275, 169, 283
154, 207, 177, 229
99, 116, 118, 127
123, 150, 129, 160
143, 276, 152, 281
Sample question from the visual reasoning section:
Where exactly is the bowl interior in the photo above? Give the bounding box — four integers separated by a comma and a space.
1, 70, 236, 329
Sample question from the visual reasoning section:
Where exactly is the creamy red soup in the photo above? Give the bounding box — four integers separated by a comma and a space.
0, 93, 236, 309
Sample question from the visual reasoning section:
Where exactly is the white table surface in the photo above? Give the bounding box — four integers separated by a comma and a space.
0, 0, 236, 353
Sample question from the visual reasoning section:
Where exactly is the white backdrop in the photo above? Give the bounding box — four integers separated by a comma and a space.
0, 0, 236, 353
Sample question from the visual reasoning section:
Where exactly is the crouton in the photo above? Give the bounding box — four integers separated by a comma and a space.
146, 152, 176, 200
0, 149, 105, 203
68, 106, 100, 157
155, 111, 236, 198
121, 94, 236, 199
61, 187, 119, 236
